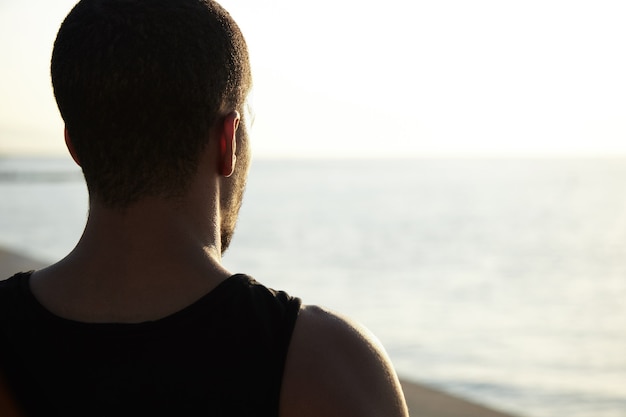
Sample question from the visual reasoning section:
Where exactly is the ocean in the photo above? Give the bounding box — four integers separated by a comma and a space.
1, 156, 625, 417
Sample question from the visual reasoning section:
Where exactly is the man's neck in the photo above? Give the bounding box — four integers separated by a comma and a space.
29, 197, 231, 323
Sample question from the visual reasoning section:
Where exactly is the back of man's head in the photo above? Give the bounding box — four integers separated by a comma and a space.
51, 0, 252, 208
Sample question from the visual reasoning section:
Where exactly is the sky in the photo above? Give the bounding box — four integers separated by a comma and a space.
1, 0, 625, 158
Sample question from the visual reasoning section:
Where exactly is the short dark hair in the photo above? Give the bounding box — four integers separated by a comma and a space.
51, 0, 252, 207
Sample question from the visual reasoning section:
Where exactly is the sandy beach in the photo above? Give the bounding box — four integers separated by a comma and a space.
0, 246, 517, 417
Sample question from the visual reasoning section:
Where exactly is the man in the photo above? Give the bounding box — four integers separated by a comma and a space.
0, 0, 409, 416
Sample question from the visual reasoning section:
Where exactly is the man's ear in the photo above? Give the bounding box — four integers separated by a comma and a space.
64, 127, 81, 166
218, 111, 240, 177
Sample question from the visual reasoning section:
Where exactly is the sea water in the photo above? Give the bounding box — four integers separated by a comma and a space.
1, 156, 625, 417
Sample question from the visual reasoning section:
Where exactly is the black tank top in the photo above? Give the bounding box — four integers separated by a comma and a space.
0, 272, 301, 417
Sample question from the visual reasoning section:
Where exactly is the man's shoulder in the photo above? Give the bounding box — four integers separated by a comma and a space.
280, 305, 409, 417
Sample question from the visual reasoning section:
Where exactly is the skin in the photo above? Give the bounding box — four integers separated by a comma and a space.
29, 107, 409, 417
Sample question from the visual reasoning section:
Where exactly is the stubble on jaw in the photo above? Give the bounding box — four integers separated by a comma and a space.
219, 122, 251, 254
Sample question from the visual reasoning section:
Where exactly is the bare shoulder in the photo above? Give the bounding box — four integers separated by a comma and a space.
280, 305, 409, 417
